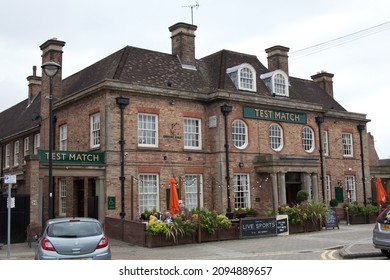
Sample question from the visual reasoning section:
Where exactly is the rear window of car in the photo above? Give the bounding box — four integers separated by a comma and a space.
378, 207, 390, 224
48, 221, 103, 238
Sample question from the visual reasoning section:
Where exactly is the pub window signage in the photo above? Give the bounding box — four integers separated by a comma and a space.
243, 106, 307, 124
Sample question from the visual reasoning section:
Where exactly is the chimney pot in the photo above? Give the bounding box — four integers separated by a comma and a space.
169, 22, 197, 67
265, 45, 290, 75
311, 71, 334, 98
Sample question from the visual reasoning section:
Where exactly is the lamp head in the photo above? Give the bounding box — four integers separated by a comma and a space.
41, 61, 61, 77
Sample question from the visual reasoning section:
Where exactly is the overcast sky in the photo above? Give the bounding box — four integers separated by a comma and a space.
1, 0, 389, 158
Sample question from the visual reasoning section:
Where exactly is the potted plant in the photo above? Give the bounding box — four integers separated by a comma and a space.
234, 207, 247, 219
345, 202, 366, 224
362, 204, 380, 223
296, 190, 309, 204
245, 207, 258, 217
302, 201, 327, 231
278, 204, 307, 233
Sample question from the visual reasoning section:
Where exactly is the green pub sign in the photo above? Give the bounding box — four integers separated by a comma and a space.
243, 106, 307, 124
39, 150, 105, 165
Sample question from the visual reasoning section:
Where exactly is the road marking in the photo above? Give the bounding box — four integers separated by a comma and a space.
321, 250, 337, 260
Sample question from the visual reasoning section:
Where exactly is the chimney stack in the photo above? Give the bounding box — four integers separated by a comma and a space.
311, 71, 334, 98
26, 65, 41, 105
265, 45, 290, 75
169, 23, 197, 67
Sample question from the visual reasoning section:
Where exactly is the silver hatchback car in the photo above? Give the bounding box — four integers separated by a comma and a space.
373, 206, 390, 258
34, 217, 111, 260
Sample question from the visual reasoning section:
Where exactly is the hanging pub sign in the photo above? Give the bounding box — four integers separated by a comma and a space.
243, 106, 307, 124
38, 150, 105, 165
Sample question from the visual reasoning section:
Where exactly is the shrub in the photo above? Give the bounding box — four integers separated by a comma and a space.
278, 204, 308, 224
296, 190, 309, 203
216, 214, 232, 230
329, 199, 339, 207
362, 204, 380, 216
345, 202, 363, 216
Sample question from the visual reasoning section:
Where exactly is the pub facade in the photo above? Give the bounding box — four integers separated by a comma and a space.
0, 22, 375, 234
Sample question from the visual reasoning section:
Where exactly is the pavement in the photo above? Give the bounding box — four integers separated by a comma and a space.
0, 222, 383, 260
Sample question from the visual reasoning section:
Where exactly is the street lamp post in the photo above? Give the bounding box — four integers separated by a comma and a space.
220, 104, 233, 218
41, 61, 61, 220
357, 124, 367, 206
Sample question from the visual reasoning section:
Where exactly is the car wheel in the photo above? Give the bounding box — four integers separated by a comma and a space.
381, 249, 390, 258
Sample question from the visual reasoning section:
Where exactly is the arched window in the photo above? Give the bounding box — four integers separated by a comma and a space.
232, 120, 248, 149
260, 69, 289, 97
302, 126, 315, 153
239, 67, 254, 91
274, 73, 286, 95
227, 63, 257, 92
269, 123, 283, 151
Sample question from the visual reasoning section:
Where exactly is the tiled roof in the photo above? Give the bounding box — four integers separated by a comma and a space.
1, 44, 347, 141
289, 77, 345, 111
0, 93, 41, 140
62, 46, 345, 112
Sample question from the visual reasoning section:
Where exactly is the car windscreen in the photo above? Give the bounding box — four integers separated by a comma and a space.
48, 221, 103, 238
377, 207, 390, 224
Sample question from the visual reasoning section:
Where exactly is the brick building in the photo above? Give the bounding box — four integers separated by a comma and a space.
1, 22, 382, 231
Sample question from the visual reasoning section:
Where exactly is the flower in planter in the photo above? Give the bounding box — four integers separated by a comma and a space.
245, 207, 258, 216
216, 214, 232, 230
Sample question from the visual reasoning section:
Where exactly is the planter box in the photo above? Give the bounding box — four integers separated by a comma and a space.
304, 220, 322, 232
367, 214, 378, 224
218, 226, 239, 241
145, 233, 174, 248
198, 230, 219, 242
289, 223, 305, 234
348, 215, 366, 224
145, 233, 196, 248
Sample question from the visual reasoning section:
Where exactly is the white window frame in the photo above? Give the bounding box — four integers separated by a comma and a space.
269, 123, 283, 151
272, 70, 289, 97
90, 113, 100, 149
138, 174, 159, 214
302, 126, 315, 153
138, 113, 158, 147
323, 131, 329, 156
5, 144, 10, 168
184, 174, 203, 211
226, 63, 257, 92
184, 118, 202, 150
326, 175, 331, 202
34, 133, 40, 155
345, 175, 356, 202
59, 124, 68, 151
14, 141, 19, 166
24, 137, 29, 157
342, 133, 353, 157
233, 173, 250, 209
59, 179, 67, 216
232, 119, 248, 149
260, 70, 289, 97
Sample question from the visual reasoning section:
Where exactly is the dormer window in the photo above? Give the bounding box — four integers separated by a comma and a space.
260, 69, 289, 97
226, 63, 257, 92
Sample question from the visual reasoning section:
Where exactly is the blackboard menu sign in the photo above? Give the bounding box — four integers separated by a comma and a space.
324, 209, 339, 229
277, 218, 288, 234
240, 217, 277, 238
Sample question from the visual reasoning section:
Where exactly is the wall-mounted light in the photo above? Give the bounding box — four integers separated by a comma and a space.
239, 162, 244, 169
169, 99, 176, 105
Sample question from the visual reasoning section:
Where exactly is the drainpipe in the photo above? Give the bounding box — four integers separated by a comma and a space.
116, 96, 129, 219
357, 124, 367, 206
315, 116, 325, 201
220, 104, 233, 218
